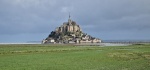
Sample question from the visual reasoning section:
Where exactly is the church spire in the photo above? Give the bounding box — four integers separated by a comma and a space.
69, 12, 71, 19
68, 12, 72, 25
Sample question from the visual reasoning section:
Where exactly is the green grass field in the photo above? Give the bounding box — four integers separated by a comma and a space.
0, 44, 150, 70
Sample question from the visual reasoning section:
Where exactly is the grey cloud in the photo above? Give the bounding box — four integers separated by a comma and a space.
0, 0, 150, 42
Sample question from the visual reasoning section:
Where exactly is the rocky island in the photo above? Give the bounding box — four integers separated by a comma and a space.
42, 15, 101, 44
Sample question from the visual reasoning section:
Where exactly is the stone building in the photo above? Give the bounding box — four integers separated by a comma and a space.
55, 15, 81, 33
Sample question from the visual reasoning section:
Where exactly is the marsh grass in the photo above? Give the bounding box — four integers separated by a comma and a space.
0, 44, 150, 70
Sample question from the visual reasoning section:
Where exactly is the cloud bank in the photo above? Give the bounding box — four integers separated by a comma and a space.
0, 0, 150, 42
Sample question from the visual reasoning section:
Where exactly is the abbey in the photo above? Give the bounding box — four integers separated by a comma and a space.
55, 18, 81, 33
42, 15, 101, 44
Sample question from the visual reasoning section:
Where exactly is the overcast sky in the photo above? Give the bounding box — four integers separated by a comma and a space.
0, 0, 150, 43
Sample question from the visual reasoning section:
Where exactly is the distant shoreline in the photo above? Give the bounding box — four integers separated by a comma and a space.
0, 43, 41, 45
0, 40, 150, 46
0, 43, 130, 46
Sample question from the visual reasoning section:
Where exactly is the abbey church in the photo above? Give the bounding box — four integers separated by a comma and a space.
42, 15, 101, 44
55, 16, 81, 33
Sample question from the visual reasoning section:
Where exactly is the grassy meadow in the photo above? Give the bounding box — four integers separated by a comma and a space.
0, 44, 150, 70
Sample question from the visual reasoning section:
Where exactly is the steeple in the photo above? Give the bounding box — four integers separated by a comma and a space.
69, 12, 71, 19
68, 12, 72, 25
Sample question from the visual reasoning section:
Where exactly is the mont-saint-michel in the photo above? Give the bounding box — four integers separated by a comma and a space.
42, 15, 101, 44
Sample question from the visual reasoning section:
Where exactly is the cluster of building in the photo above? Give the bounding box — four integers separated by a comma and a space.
42, 15, 101, 44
